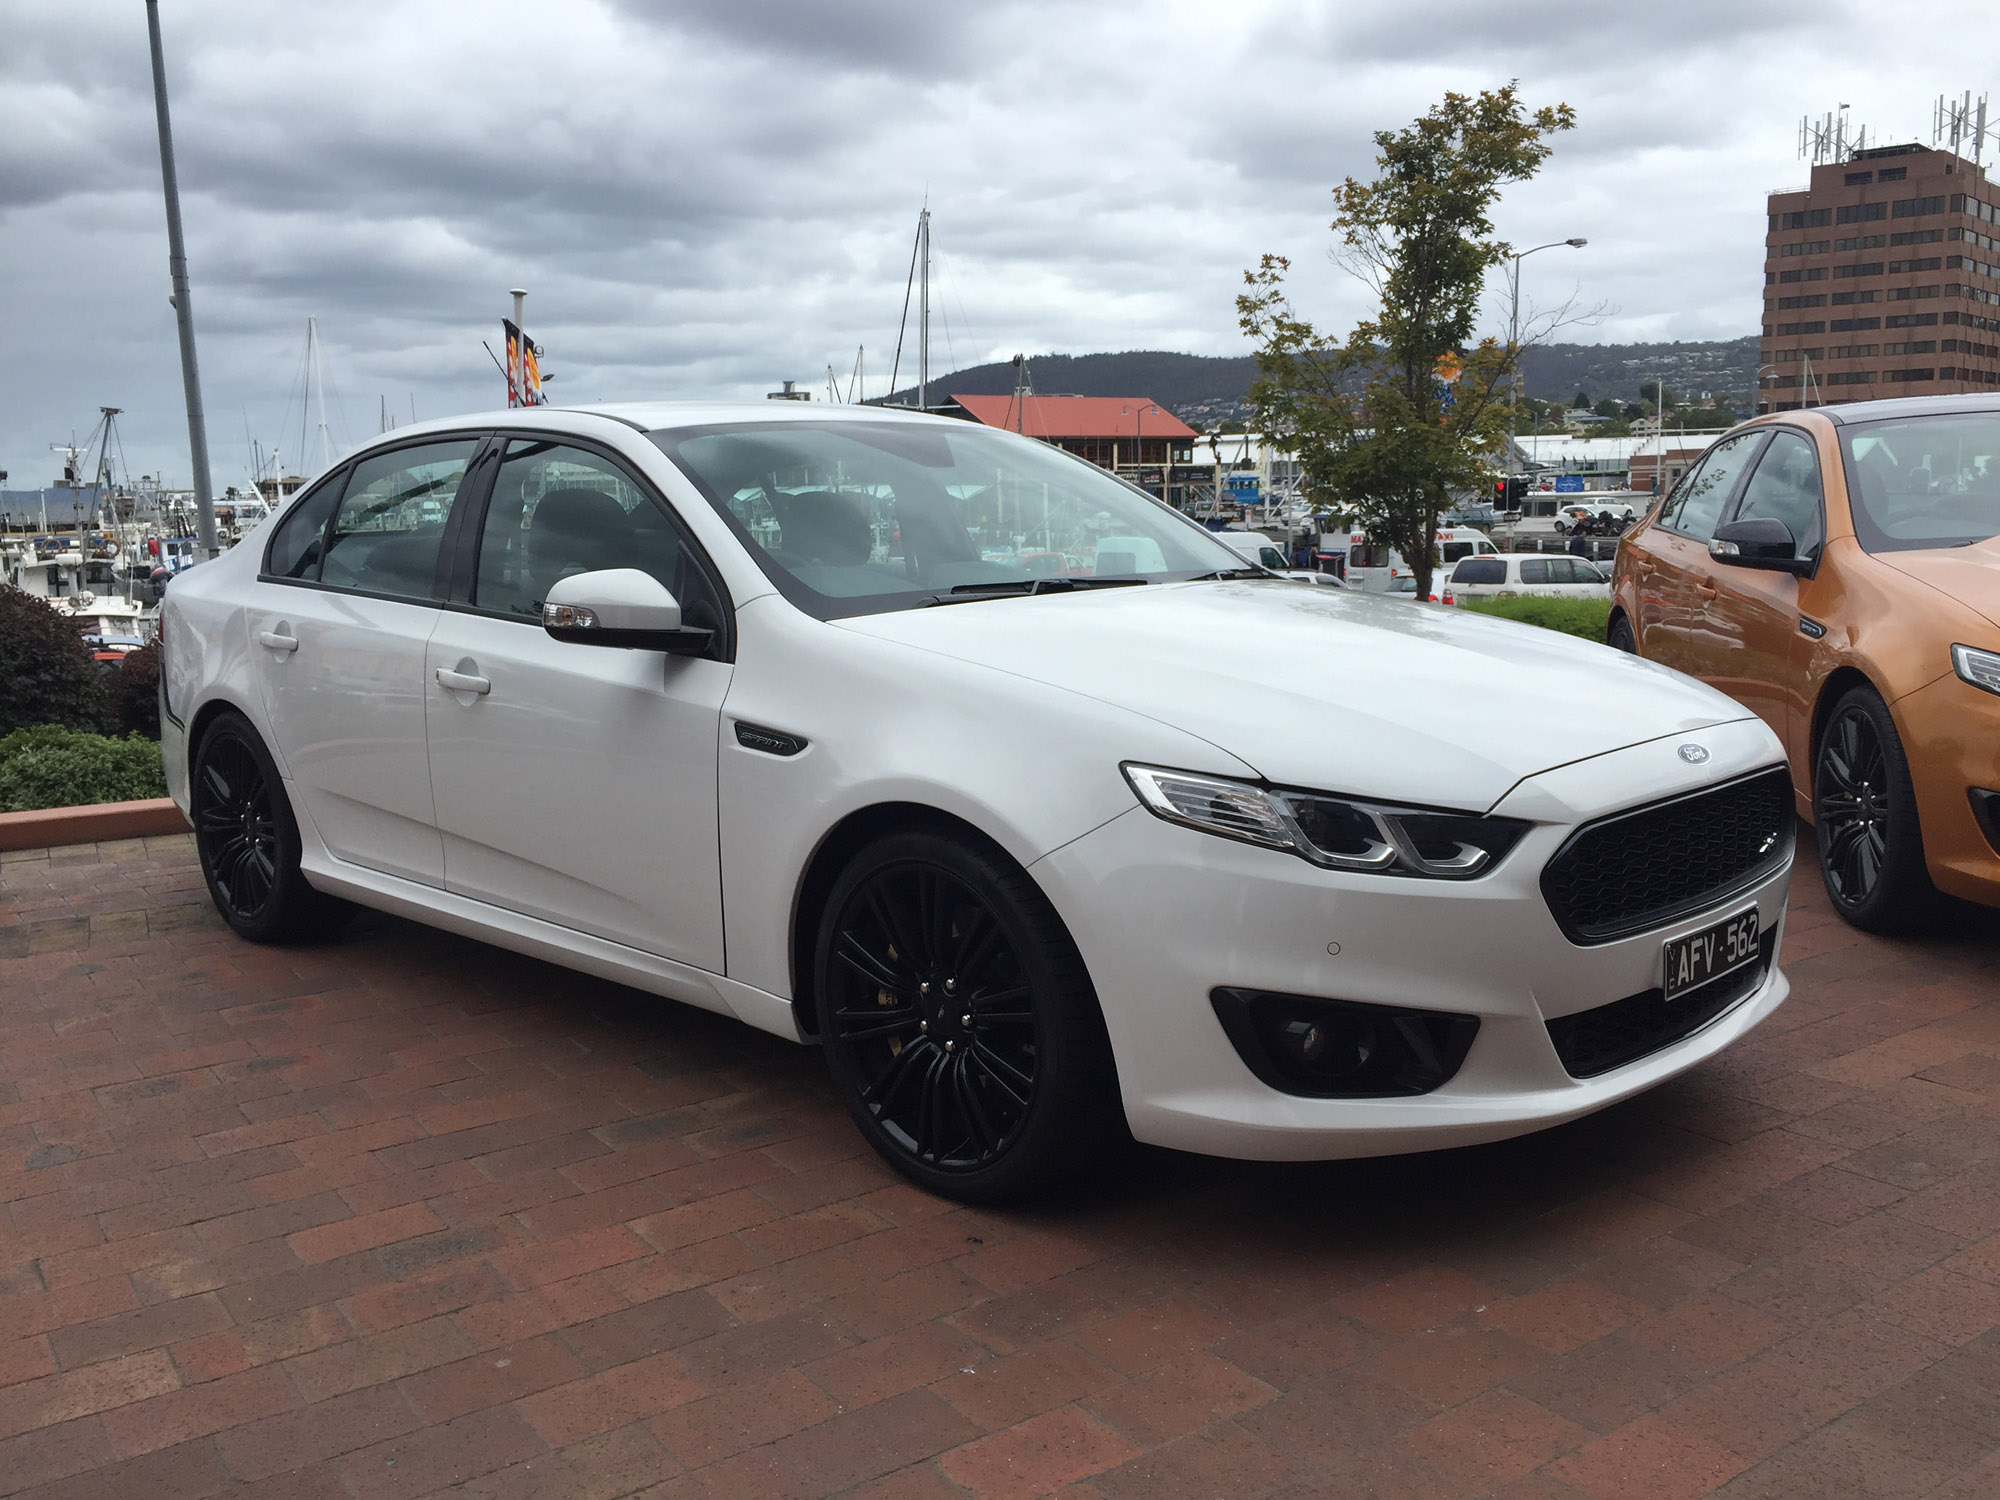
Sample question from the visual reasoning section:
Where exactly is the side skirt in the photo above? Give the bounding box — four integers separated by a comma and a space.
290, 784, 805, 1044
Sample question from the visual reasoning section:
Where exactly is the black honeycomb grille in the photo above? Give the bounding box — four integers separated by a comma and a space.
1541, 766, 1794, 945
1546, 928, 1776, 1078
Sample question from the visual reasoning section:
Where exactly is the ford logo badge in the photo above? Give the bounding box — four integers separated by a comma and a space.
1678, 744, 1711, 764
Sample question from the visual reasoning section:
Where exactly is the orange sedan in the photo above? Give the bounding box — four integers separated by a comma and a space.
1608, 394, 2000, 932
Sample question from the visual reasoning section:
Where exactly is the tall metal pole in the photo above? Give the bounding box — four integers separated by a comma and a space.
1507, 258, 1521, 498
146, 0, 218, 558
1501, 238, 1586, 515
510, 289, 527, 408
917, 211, 930, 412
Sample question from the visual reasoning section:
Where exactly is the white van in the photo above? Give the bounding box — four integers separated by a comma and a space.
1345, 527, 1498, 593
1216, 531, 1291, 571
1217, 531, 1345, 586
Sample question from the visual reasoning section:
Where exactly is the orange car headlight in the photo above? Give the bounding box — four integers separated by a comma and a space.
1952, 644, 2000, 699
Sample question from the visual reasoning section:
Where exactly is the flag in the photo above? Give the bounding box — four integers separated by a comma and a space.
502, 319, 547, 406
521, 332, 545, 406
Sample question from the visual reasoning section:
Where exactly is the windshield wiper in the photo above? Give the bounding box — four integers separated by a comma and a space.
1186, 567, 1274, 580
919, 577, 1151, 605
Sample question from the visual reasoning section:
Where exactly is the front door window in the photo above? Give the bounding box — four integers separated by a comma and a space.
1733, 429, 1825, 558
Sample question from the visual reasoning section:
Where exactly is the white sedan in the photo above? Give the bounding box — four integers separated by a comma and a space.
160, 403, 1795, 1201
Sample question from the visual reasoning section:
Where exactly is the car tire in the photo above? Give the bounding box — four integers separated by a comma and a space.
1607, 613, 1636, 653
190, 711, 350, 943
813, 827, 1121, 1204
1812, 685, 1937, 934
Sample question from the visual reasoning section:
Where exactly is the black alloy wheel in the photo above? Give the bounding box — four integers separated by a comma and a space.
191, 713, 346, 943
196, 730, 279, 921
1606, 613, 1636, 654
814, 829, 1117, 1203
1812, 685, 1936, 933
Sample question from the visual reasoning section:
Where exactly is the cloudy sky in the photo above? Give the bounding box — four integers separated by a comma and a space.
4, 0, 1997, 490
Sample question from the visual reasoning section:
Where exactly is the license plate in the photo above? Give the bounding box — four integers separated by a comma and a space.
1662, 909, 1761, 1003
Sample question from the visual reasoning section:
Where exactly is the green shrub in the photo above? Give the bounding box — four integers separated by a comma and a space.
0, 724, 168, 812
1458, 595, 1612, 642
108, 642, 162, 740
0, 588, 112, 734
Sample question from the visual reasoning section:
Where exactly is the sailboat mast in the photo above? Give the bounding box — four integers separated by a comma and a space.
918, 209, 931, 412
309, 317, 333, 471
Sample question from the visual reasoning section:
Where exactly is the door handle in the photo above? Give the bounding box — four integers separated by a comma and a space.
258, 630, 298, 653
435, 666, 490, 695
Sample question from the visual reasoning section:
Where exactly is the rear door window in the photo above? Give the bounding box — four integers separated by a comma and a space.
319, 440, 478, 599
1520, 558, 1551, 584
1451, 558, 1505, 585
262, 472, 346, 581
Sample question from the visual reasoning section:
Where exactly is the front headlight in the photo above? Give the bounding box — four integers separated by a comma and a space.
1952, 644, 2000, 698
1123, 764, 1529, 878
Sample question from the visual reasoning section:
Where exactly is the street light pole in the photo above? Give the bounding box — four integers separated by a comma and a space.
145, 0, 218, 560
1753, 362, 1780, 417
1505, 237, 1587, 513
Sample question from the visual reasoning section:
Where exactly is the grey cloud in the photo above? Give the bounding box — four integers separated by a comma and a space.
3, 0, 1996, 487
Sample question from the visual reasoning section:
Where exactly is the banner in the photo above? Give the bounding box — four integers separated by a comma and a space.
502, 319, 546, 407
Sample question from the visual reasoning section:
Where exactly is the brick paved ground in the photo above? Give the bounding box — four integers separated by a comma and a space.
2, 833, 1998, 1499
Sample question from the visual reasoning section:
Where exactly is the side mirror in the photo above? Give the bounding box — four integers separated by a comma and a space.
542, 568, 713, 654
1710, 518, 1811, 576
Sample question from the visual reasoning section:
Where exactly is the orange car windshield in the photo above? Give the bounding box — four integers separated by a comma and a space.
1842, 413, 2000, 552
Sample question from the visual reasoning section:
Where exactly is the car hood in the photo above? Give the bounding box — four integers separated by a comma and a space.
837, 581, 1756, 810
1877, 536, 2000, 631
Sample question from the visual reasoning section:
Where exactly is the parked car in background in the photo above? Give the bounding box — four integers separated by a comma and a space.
1555, 502, 1637, 535
1608, 394, 2000, 932
1448, 553, 1611, 601
158, 401, 1798, 1202
1386, 574, 1455, 604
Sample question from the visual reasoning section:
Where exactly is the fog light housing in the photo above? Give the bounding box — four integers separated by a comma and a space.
1971, 789, 2000, 856
1210, 988, 1479, 1098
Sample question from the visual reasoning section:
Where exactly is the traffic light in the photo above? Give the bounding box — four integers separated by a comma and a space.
1492, 475, 1528, 508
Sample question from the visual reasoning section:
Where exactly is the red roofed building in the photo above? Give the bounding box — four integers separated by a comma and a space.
949, 393, 1199, 502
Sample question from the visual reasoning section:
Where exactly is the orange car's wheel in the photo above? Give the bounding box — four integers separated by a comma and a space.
1607, 614, 1636, 654
1812, 686, 1937, 933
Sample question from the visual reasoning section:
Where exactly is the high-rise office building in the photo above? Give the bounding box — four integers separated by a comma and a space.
1759, 143, 2000, 413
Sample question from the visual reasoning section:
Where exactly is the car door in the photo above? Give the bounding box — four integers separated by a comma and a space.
423, 436, 734, 971
1687, 427, 1826, 764
245, 437, 483, 885
1644, 431, 1770, 675
1517, 556, 1555, 596
1577, 557, 1613, 599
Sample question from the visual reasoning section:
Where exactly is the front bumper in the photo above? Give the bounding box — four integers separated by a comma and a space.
1031, 718, 1793, 1161
1894, 671, 2000, 907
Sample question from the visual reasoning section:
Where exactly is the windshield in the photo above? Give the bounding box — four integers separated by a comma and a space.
1841, 412, 2000, 551
651, 419, 1242, 617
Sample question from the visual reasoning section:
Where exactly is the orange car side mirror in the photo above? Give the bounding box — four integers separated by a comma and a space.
1710, 519, 1812, 577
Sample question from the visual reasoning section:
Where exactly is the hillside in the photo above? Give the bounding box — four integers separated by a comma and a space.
884, 337, 1761, 427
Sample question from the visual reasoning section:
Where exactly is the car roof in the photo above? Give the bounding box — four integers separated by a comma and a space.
1764, 393, 2000, 429
1464, 553, 1603, 563
323, 401, 964, 468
